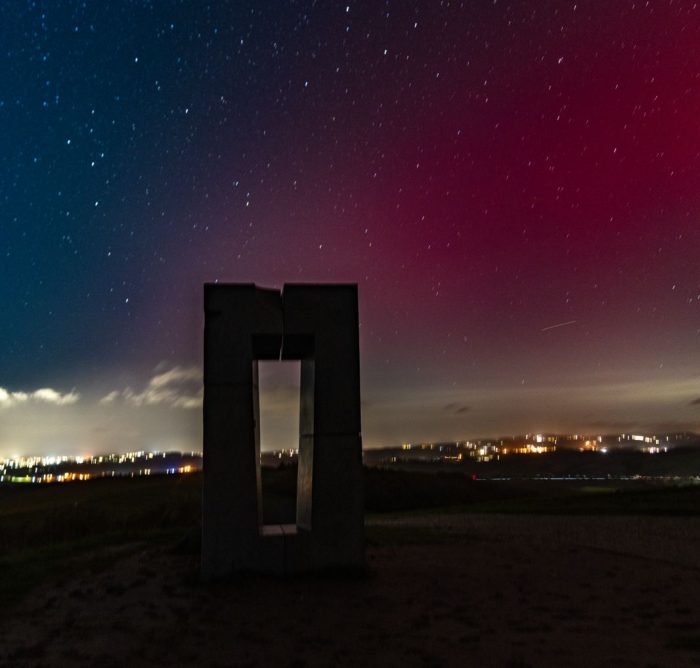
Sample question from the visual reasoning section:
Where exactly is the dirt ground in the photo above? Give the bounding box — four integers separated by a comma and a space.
1, 514, 699, 668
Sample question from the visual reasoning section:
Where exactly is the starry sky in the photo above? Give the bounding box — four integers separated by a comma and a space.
2, 1, 700, 456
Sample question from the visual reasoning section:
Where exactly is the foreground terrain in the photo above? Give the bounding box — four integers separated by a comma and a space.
1, 472, 699, 667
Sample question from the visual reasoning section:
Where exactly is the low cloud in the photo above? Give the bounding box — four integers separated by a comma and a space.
443, 402, 470, 415
100, 365, 203, 410
0, 387, 80, 408
149, 366, 201, 389
99, 390, 120, 405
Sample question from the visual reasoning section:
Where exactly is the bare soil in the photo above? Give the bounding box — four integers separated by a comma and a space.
1, 514, 699, 668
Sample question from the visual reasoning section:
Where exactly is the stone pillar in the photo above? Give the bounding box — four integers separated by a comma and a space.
282, 285, 364, 570
202, 284, 283, 579
202, 282, 363, 578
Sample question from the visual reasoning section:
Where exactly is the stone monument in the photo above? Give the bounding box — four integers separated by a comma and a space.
202, 283, 363, 578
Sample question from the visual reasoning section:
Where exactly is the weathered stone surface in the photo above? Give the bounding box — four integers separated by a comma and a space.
294, 433, 364, 570
202, 382, 260, 576
202, 282, 363, 578
282, 284, 361, 436
204, 284, 282, 384
202, 284, 283, 578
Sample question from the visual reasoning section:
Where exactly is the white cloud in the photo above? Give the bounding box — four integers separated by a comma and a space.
0, 387, 80, 408
33, 388, 80, 405
100, 365, 202, 410
149, 366, 201, 388
98, 390, 120, 405
172, 395, 204, 410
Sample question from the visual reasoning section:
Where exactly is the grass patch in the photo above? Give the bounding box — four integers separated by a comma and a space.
0, 475, 201, 610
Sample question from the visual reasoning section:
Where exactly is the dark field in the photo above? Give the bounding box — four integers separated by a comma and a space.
1, 468, 699, 605
1, 470, 699, 667
367, 447, 700, 478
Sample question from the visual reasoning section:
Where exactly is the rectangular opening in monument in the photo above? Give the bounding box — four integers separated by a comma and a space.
258, 360, 300, 525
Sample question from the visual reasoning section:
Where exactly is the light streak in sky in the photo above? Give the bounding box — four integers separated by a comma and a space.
541, 320, 577, 332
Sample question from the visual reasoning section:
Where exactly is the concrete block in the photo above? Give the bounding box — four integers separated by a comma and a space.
202, 383, 260, 578
300, 433, 364, 570
202, 282, 364, 578
202, 284, 283, 579
295, 433, 314, 531
204, 283, 282, 385
282, 284, 361, 437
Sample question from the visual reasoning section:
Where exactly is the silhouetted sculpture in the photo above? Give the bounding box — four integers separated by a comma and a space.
202, 283, 363, 578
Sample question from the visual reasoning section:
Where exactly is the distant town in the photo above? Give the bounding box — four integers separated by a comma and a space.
0, 451, 202, 485
365, 431, 700, 465
2, 432, 700, 485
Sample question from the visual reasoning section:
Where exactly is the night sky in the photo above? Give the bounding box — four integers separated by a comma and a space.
2, 1, 700, 456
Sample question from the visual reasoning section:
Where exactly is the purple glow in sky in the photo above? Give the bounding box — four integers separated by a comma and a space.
1, 2, 699, 455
